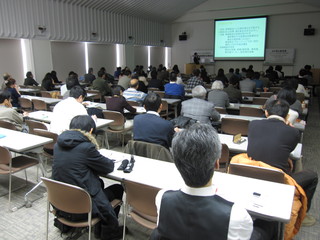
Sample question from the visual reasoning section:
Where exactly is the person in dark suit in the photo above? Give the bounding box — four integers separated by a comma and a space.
247, 99, 318, 226
133, 92, 175, 149
193, 52, 200, 64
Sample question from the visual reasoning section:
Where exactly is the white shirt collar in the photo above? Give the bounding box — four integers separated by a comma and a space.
267, 115, 286, 123
181, 183, 217, 197
147, 110, 160, 117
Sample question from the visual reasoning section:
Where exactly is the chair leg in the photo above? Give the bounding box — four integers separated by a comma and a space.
46, 201, 49, 240
122, 199, 127, 240
8, 171, 12, 211
105, 132, 110, 149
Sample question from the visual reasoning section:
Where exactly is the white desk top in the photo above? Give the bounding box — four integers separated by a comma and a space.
0, 127, 53, 153
162, 98, 181, 105
21, 95, 61, 105
218, 133, 302, 160
28, 111, 113, 130
19, 88, 40, 93
227, 103, 262, 110
100, 149, 294, 222
220, 114, 305, 131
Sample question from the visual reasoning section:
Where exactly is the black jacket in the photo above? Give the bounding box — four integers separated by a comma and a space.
53, 130, 117, 224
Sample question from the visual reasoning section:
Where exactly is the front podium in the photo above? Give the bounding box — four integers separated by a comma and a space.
185, 63, 201, 75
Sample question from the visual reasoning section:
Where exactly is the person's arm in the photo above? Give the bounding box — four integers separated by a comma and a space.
32, 79, 39, 86
12, 110, 24, 125
123, 98, 137, 113
211, 107, 221, 122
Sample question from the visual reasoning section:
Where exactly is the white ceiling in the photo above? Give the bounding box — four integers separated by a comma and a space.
56, 0, 320, 23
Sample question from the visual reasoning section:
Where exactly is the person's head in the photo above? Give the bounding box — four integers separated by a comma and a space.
229, 68, 234, 73
192, 69, 200, 77
116, 67, 121, 71
5, 78, 16, 88
51, 70, 57, 76
143, 92, 162, 112
265, 99, 289, 119
217, 68, 225, 76
235, 68, 240, 74
68, 71, 75, 77
277, 86, 296, 105
97, 70, 105, 78
299, 69, 307, 77
169, 72, 177, 82
111, 85, 123, 96
70, 115, 96, 134
66, 76, 80, 90
88, 67, 93, 74
259, 71, 265, 77
172, 64, 179, 70
304, 65, 311, 71
194, 52, 198, 56
229, 75, 239, 86
246, 71, 254, 79
253, 72, 260, 80
192, 85, 207, 99
123, 70, 131, 76
99, 67, 106, 73
26, 71, 33, 78
43, 72, 53, 80
241, 67, 247, 72
0, 90, 12, 107
211, 80, 224, 90
129, 79, 139, 89
172, 123, 221, 187
275, 65, 282, 71
151, 70, 157, 79
3, 73, 11, 81
69, 85, 86, 102
285, 78, 299, 90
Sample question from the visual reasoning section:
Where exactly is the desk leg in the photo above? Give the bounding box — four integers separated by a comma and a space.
278, 222, 284, 240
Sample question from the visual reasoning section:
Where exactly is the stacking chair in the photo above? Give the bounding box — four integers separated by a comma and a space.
122, 180, 160, 239
228, 163, 284, 183
32, 99, 48, 111
296, 92, 305, 102
0, 146, 38, 210
148, 87, 159, 92
252, 97, 268, 105
87, 90, 103, 102
241, 91, 255, 97
124, 140, 173, 163
32, 129, 58, 172
25, 119, 47, 134
41, 91, 52, 98
19, 97, 33, 111
154, 91, 165, 98
239, 106, 265, 117
0, 120, 17, 130
127, 101, 140, 107
260, 92, 273, 98
269, 87, 282, 94
215, 107, 227, 114
221, 118, 249, 136
102, 110, 133, 149
41, 177, 122, 240
217, 144, 230, 172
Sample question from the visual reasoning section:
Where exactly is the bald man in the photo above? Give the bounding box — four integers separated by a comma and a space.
123, 78, 147, 104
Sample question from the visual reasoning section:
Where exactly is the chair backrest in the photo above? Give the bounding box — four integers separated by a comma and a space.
260, 92, 273, 98
215, 107, 227, 114
41, 91, 52, 98
252, 97, 268, 105
221, 118, 249, 136
87, 89, 102, 102
241, 92, 255, 97
219, 144, 229, 165
0, 146, 12, 165
160, 100, 168, 119
228, 163, 284, 183
127, 101, 140, 107
25, 119, 47, 134
154, 91, 165, 98
124, 180, 160, 220
41, 177, 92, 214
19, 97, 33, 110
124, 140, 173, 162
148, 88, 159, 92
269, 87, 281, 93
32, 99, 47, 111
33, 128, 58, 151
102, 110, 125, 127
0, 120, 17, 131
296, 92, 305, 102
239, 106, 264, 117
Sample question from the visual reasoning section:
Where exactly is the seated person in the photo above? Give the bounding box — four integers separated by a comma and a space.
5, 78, 21, 108
24, 71, 39, 86
252, 72, 263, 90
123, 79, 147, 104
181, 86, 220, 124
41, 73, 55, 91
61, 75, 80, 99
53, 115, 124, 240
0, 90, 26, 130
133, 92, 174, 149
208, 80, 230, 108
185, 69, 204, 90
239, 72, 256, 93
92, 70, 112, 97
151, 123, 253, 240
223, 75, 242, 103
51, 85, 88, 134
148, 70, 164, 91
247, 99, 318, 226
164, 72, 185, 99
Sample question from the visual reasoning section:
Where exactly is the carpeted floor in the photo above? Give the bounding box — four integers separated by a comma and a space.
0, 98, 319, 240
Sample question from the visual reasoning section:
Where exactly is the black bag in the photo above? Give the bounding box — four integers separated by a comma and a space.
54, 218, 73, 233
170, 116, 197, 128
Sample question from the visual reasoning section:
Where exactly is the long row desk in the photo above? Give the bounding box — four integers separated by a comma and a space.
100, 149, 295, 223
